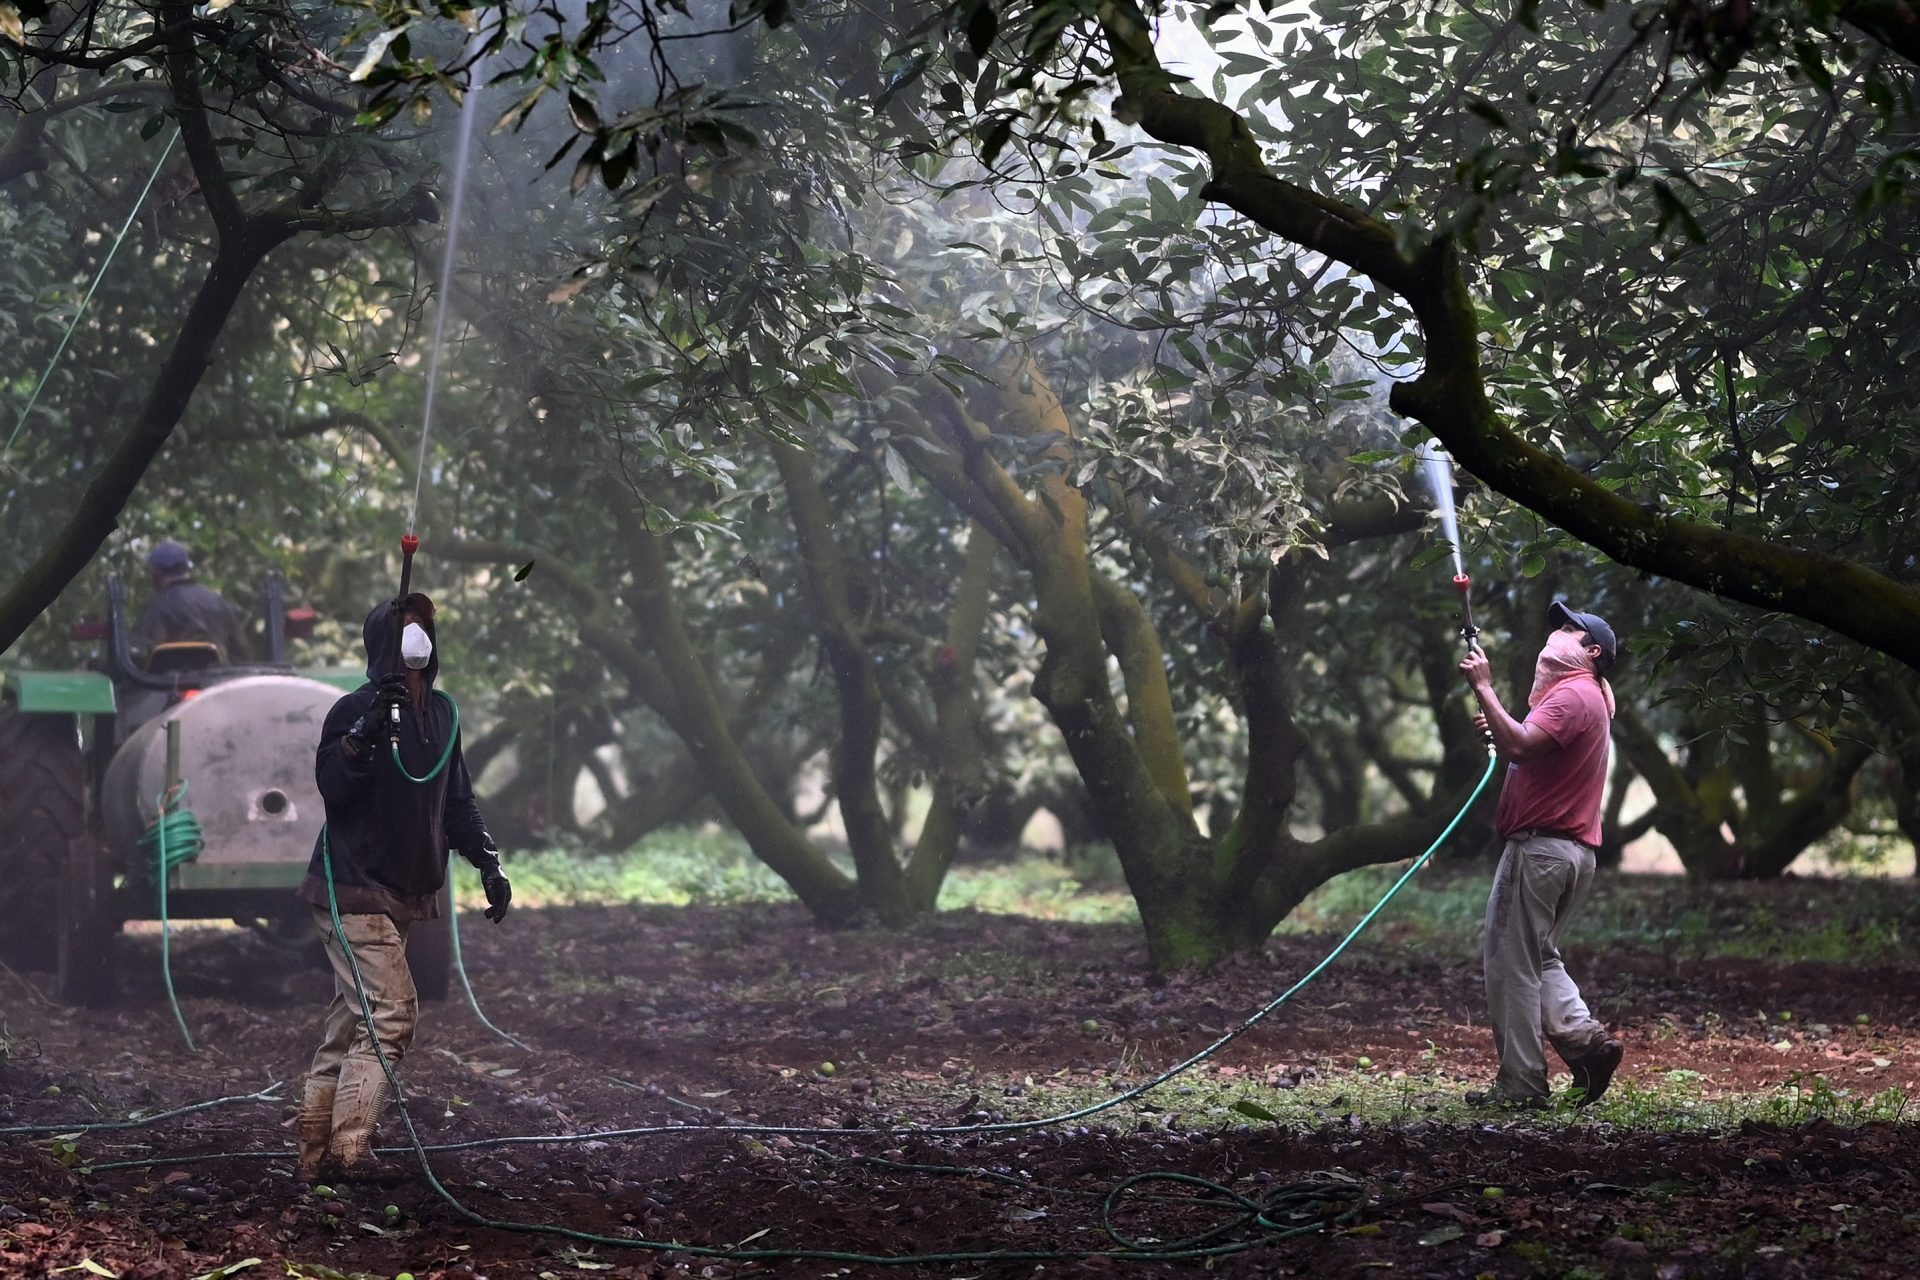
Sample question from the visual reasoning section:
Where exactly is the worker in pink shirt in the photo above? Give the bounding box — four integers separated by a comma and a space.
1458, 600, 1623, 1110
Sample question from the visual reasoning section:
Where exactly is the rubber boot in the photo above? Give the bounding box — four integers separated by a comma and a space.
328, 1055, 396, 1180
296, 1076, 337, 1183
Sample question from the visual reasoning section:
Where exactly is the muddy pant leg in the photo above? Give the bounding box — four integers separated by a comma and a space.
300, 907, 362, 1178
306, 906, 361, 1084
314, 908, 418, 1066
1485, 836, 1576, 1100
1541, 843, 1606, 1064
314, 909, 417, 1168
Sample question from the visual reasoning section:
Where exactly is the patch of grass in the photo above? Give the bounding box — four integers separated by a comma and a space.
935, 856, 1136, 923
459, 828, 1141, 923
866, 1054, 1913, 1139
457, 827, 796, 909
474, 830, 1913, 968
1287, 863, 1917, 965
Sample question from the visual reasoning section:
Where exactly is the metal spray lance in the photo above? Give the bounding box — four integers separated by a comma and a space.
1455, 571, 1495, 750
390, 533, 419, 750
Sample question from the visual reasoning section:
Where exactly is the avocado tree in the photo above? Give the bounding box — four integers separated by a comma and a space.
371, 0, 1920, 664
0, 0, 449, 654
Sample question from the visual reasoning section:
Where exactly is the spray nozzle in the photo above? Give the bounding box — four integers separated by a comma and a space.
1454, 575, 1480, 650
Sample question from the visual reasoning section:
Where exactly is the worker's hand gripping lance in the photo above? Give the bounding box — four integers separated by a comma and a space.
390, 534, 419, 751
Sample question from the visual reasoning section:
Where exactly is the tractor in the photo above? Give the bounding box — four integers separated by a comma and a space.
0, 574, 452, 1004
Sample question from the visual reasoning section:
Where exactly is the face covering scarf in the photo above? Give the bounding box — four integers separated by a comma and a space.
401, 622, 433, 670
1530, 628, 1615, 718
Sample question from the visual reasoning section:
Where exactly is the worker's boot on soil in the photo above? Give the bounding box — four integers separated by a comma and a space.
329, 1056, 398, 1181
295, 1075, 338, 1183
1567, 1038, 1624, 1107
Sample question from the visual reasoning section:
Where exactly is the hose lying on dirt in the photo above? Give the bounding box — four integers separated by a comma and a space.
53, 748, 1503, 1264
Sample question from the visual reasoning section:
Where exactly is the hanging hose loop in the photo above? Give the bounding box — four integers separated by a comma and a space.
145, 782, 201, 1051
388, 688, 460, 783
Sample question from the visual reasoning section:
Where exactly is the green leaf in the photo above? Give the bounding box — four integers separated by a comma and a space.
354, 98, 402, 130
1418, 1225, 1465, 1246
874, 49, 932, 111
881, 444, 914, 492
965, 0, 998, 59
567, 91, 601, 132
1230, 1098, 1279, 1122
1463, 96, 1510, 132
1650, 180, 1705, 244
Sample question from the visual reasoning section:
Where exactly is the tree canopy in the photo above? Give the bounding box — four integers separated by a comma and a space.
4, 0, 1916, 966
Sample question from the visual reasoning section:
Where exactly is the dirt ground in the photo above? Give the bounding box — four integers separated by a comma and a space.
2, 879, 1917, 1279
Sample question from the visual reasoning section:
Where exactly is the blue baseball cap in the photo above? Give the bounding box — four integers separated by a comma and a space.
1549, 600, 1617, 670
147, 539, 192, 572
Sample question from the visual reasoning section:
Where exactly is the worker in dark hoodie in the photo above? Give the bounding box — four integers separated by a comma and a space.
294, 593, 511, 1181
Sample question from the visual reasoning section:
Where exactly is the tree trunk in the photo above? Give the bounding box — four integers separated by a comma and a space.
773, 443, 912, 921
893, 355, 1494, 970
903, 520, 1000, 909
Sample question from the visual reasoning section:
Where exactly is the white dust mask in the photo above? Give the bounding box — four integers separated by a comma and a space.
401, 622, 433, 670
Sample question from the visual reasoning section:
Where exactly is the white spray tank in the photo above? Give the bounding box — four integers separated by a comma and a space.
101, 674, 341, 882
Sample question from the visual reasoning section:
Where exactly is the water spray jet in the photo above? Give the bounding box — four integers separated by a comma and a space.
1416, 442, 1478, 650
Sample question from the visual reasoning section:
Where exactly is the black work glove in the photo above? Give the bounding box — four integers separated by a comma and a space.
482, 867, 512, 924
373, 670, 410, 716
463, 842, 512, 924
342, 710, 380, 755
342, 673, 411, 757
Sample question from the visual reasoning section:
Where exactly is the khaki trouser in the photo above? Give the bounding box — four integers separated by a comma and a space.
1483, 832, 1608, 1100
306, 906, 418, 1081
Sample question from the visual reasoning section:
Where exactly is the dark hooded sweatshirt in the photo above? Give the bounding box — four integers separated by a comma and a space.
297, 600, 488, 921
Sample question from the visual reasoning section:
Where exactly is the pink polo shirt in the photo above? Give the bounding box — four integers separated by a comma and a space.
1493, 675, 1611, 847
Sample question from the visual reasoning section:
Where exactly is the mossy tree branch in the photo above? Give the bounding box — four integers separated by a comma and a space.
1095, 0, 1920, 673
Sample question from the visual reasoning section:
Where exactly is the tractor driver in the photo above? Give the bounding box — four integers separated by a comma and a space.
295, 592, 512, 1181
138, 539, 251, 664
1458, 600, 1624, 1110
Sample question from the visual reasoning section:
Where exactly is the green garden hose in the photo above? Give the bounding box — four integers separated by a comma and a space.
71, 746, 1503, 1267
143, 784, 203, 1052
2, 131, 180, 464
389, 689, 459, 784
0, 1085, 283, 1137
292, 749, 1502, 1266
383, 689, 525, 1047
446, 867, 529, 1051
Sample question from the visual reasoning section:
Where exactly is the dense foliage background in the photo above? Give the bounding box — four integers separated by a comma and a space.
5, 0, 1917, 966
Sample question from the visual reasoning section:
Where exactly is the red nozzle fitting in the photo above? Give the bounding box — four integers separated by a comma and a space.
400, 534, 420, 556
1452, 573, 1471, 592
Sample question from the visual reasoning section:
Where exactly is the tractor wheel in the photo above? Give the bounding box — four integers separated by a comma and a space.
408, 882, 453, 1001
58, 833, 116, 1005
0, 705, 88, 971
